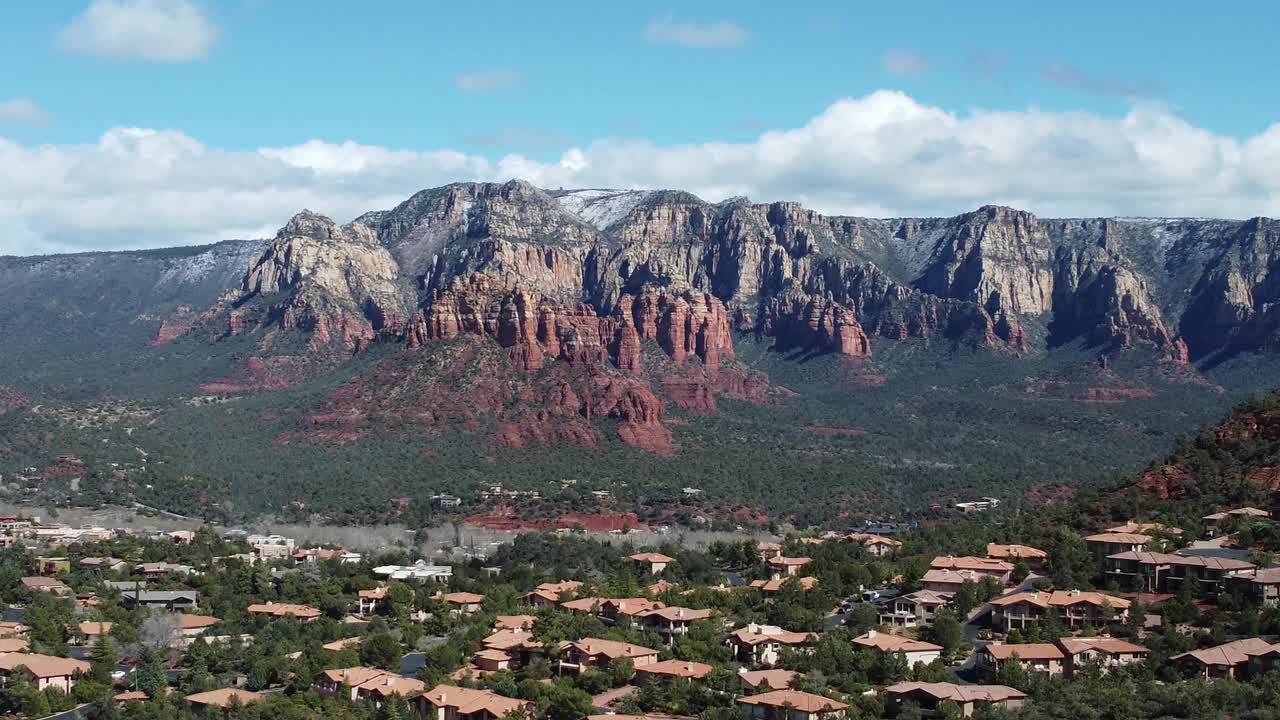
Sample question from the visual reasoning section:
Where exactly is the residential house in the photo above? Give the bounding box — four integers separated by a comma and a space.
185, 688, 263, 710
78, 557, 128, 574
174, 614, 220, 647
729, 624, 817, 667
557, 638, 659, 674
1203, 507, 1271, 531
1173, 638, 1279, 679
20, 576, 70, 595
757, 542, 783, 561
989, 590, 1131, 631
852, 631, 942, 667
1104, 551, 1254, 595
977, 643, 1065, 676
245, 602, 321, 622
441, 592, 485, 616
767, 556, 813, 577
919, 569, 986, 594
123, 590, 200, 611
1084, 532, 1151, 557
494, 615, 536, 631
68, 621, 112, 647
751, 576, 819, 594
986, 544, 1048, 571
648, 579, 675, 595
134, 562, 194, 579
419, 684, 532, 720
322, 637, 363, 653
522, 580, 582, 606
739, 669, 796, 693
473, 649, 514, 673
248, 534, 295, 560
1056, 637, 1150, 677
0, 653, 91, 693
594, 598, 665, 625
954, 498, 1001, 513
315, 667, 389, 700
35, 557, 70, 575
929, 556, 1013, 584
1237, 567, 1280, 607
737, 689, 848, 720
354, 674, 427, 707
628, 552, 674, 575
1105, 521, 1183, 537
357, 587, 388, 616
847, 533, 902, 557
634, 659, 712, 685
169, 530, 196, 544
634, 606, 715, 643
0, 623, 28, 638
0, 639, 30, 654
884, 682, 1026, 717
481, 629, 543, 666
879, 590, 953, 628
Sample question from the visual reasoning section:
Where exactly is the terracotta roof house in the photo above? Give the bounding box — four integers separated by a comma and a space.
357, 586, 388, 616
1203, 507, 1271, 529
634, 606, 715, 642
494, 615, 536, 631
419, 684, 533, 720
185, 688, 263, 709
0, 622, 29, 638
634, 659, 713, 684
1056, 637, 1150, 677
20, 576, 70, 595
472, 648, 514, 673
879, 589, 953, 628
558, 638, 659, 674
1104, 521, 1183, 537
737, 689, 848, 720
441, 592, 485, 615
729, 624, 818, 667
989, 590, 1131, 631
245, 602, 322, 622
69, 621, 113, 646
0, 653, 90, 693
122, 589, 200, 610
766, 556, 813, 577
522, 580, 583, 606
852, 631, 942, 667
1236, 566, 1280, 607
757, 542, 783, 561
1084, 532, 1152, 557
739, 668, 796, 693
353, 673, 427, 704
1172, 638, 1279, 679
977, 643, 1066, 676
1104, 551, 1254, 595
885, 682, 1027, 716
929, 556, 1014, 582
648, 579, 676, 595
986, 543, 1048, 570
321, 637, 364, 652
0, 638, 30, 654
598, 597, 666, 624
751, 576, 819, 594
847, 533, 902, 557
629, 552, 675, 574
919, 568, 987, 594
316, 667, 391, 700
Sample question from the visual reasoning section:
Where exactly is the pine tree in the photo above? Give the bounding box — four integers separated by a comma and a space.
89, 635, 116, 685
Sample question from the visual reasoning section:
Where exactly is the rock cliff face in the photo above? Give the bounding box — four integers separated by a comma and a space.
211, 181, 1280, 406
231, 210, 412, 352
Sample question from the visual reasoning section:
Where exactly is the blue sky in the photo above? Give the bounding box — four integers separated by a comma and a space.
3, 1, 1275, 151
2, 1, 1279, 254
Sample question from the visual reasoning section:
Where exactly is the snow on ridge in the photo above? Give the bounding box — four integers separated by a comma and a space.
555, 189, 654, 230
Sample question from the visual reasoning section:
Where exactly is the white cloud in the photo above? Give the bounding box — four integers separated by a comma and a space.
3, 90, 1280, 255
883, 49, 929, 77
57, 0, 217, 62
454, 69, 524, 93
0, 98, 52, 127
644, 14, 748, 48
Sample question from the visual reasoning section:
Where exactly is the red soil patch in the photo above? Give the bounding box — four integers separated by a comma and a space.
1024, 381, 1154, 403
199, 356, 312, 394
